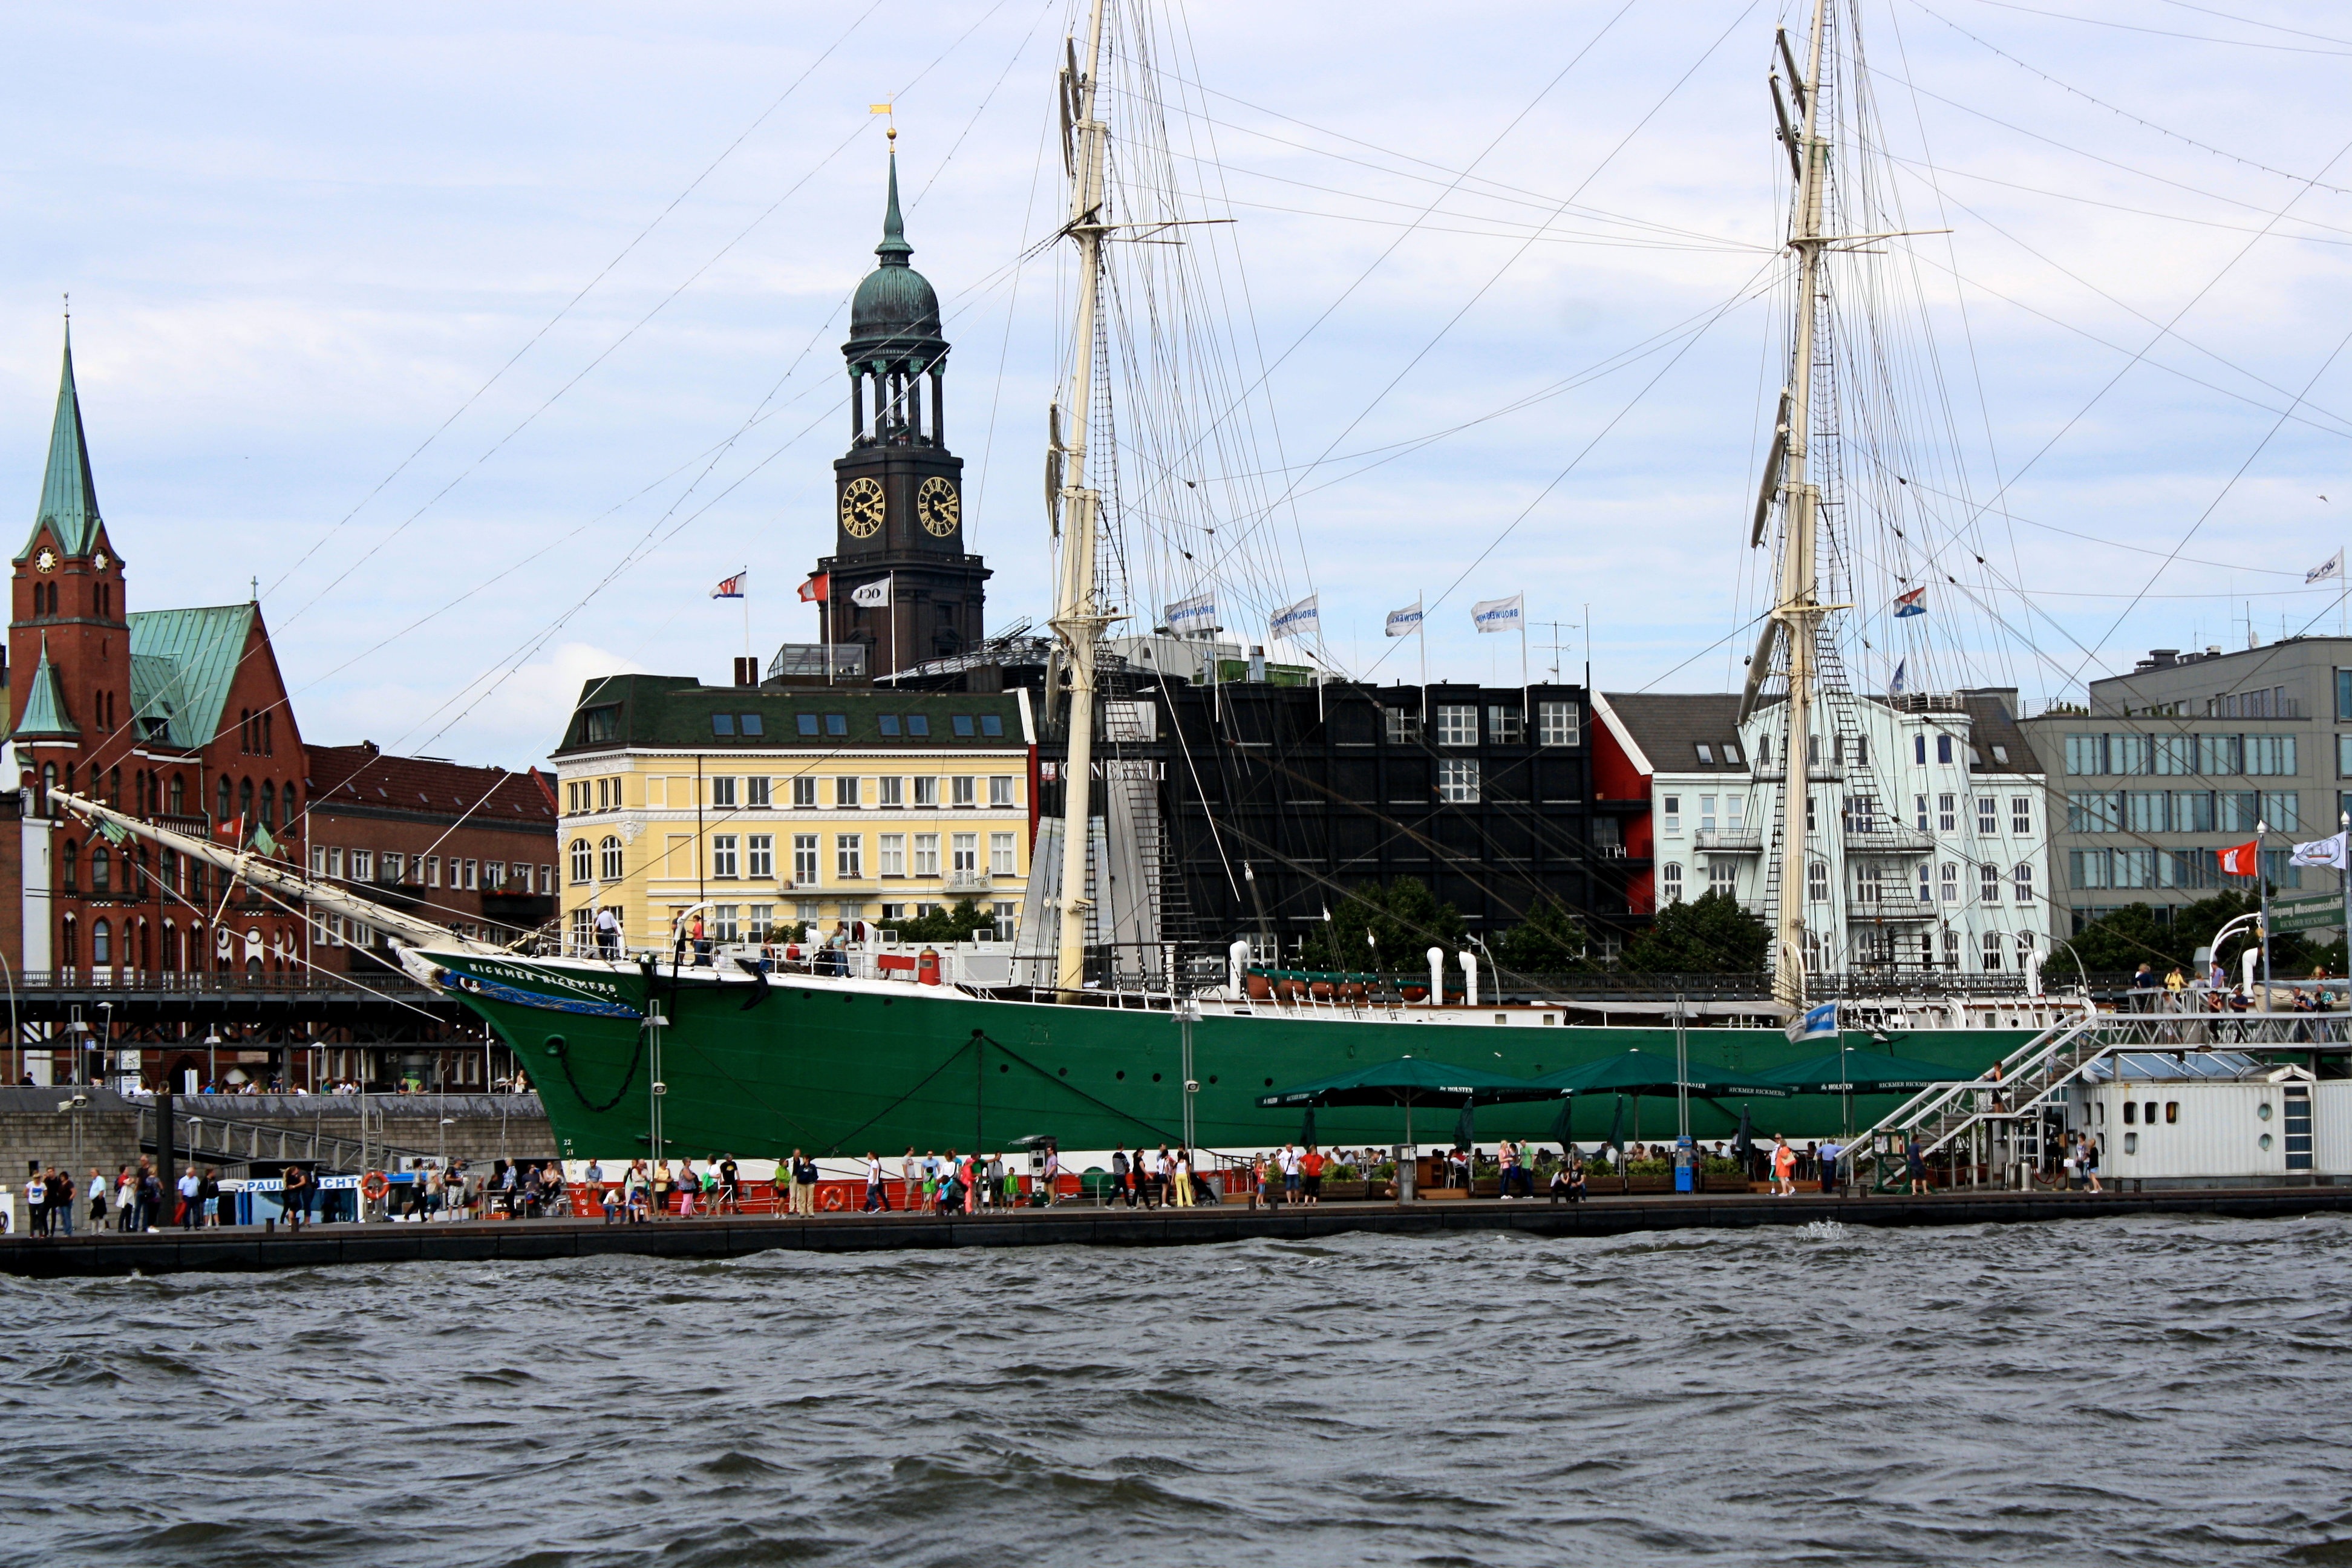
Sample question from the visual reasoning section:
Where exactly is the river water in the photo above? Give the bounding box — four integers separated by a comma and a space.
8, 1212, 2352, 1567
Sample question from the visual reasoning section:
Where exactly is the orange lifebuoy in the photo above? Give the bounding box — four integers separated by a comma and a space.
361, 1171, 390, 1201
822, 1189, 844, 1210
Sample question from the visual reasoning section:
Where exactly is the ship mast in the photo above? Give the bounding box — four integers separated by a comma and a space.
1050, 0, 1113, 996
1769, 0, 1832, 1007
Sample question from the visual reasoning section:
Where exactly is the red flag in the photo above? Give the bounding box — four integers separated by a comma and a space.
214, 814, 244, 846
2217, 840, 2260, 877
798, 572, 830, 604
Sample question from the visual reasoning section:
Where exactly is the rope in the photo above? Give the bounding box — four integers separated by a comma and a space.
555, 1028, 645, 1116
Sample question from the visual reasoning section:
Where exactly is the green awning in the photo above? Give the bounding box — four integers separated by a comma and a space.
1531, 1048, 1792, 1099
1256, 1055, 1555, 1109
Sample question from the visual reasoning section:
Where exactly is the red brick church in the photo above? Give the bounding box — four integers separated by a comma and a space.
6, 322, 309, 979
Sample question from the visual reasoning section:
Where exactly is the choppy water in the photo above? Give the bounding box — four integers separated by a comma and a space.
9, 1213, 2352, 1567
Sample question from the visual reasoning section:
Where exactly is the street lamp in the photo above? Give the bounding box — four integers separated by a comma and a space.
206, 1032, 222, 1093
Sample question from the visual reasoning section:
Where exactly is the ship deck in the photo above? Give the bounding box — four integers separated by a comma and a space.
7, 1184, 2351, 1277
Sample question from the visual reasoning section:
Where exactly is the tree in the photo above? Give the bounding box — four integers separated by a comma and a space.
2051, 889, 2333, 980
1491, 894, 1591, 975
1621, 891, 1771, 974
893, 898, 990, 946
1301, 876, 1466, 972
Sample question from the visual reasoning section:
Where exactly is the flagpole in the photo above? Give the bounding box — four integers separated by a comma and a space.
742, 566, 751, 668
823, 583, 834, 687
2341, 809, 2350, 985
1519, 604, 1529, 729
1417, 600, 1428, 730
2258, 815, 2273, 998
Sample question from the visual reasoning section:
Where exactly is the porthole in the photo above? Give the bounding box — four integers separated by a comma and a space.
1208, 1075, 1218, 1084
1116, 1070, 1125, 1080
1264, 1077, 1274, 1086
2123, 1132, 2138, 1154
2258, 1102, 2275, 1122
999, 1064, 1010, 1074
2123, 1102, 2137, 1125
1058, 1068, 1068, 1077
2143, 1102, 2156, 1123
2261, 1132, 2275, 1151
2164, 1102, 2180, 1123
1152, 1073, 1162, 1082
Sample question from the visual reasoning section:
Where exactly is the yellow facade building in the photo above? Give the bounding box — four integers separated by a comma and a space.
549, 676, 1034, 952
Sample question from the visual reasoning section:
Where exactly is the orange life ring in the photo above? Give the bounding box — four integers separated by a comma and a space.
822, 1188, 844, 1210
361, 1171, 390, 1201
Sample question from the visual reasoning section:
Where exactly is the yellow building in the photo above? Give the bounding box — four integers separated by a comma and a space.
549, 677, 1034, 952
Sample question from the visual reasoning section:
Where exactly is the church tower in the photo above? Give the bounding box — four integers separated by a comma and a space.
818, 135, 990, 678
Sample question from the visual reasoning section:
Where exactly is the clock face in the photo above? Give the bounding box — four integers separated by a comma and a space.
34, 549, 54, 573
93, 550, 109, 570
840, 477, 885, 539
916, 477, 960, 537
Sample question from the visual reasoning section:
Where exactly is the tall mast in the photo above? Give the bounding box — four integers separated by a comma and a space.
1771, 0, 1832, 1007
1051, 0, 1113, 995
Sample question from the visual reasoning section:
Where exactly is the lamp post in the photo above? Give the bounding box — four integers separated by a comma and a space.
96, 1000, 114, 1089
205, 1032, 221, 1092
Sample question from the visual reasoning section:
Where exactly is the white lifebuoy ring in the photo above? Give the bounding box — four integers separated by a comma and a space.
361, 1171, 390, 1201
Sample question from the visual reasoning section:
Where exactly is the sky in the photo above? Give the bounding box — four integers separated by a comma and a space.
2, 0, 2348, 768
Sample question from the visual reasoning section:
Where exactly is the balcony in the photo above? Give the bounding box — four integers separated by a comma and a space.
1846, 897, 1937, 923
1844, 824, 1932, 852
1693, 829, 1762, 854
946, 871, 993, 893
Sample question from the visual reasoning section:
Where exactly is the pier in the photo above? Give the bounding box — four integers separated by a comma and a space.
6, 1184, 2350, 1278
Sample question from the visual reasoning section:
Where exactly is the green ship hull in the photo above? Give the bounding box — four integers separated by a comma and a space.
429, 952, 2042, 1161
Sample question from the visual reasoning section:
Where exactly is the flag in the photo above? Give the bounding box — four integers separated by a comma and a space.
1165, 592, 1217, 634
1889, 658, 1908, 695
2292, 832, 2348, 869
1269, 594, 1319, 641
1471, 593, 1523, 633
96, 817, 126, 845
798, 572, 830, 604
711, 572, 746, 599
214, 814, 244, 847
870, 102, 893, 114
2309, 549, 2344, 586
1892, 586, 1926, 618
2217, 840, 2261, 877
253, 822, 279, 857
1384, 599, 1424, 637
1786, 1001, 1839, 1044
851, 577, 892, 609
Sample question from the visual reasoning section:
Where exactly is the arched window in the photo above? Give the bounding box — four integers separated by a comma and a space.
1807, 860, 1830, 904
90, 845, 110, 892
39, 762, 54, 815
92, 919, 110, 969
168, 774, 185, 815
569, 838, 592, 884
163, 922, 178, 973
60, 915, 76, 970
239, 777, 255, 822
599, 835, 624, 881
260, 780, 276, 831
217, 776, 232, 822
60, 838, 78, 890
1659, 862, 1684, 905
1981, 931, 2003, 972
107, 765, 120, 806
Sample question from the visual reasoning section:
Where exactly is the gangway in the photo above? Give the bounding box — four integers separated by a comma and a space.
139, 1103, 437, 1176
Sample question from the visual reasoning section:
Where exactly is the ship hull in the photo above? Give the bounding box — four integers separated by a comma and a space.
430, 953, 2039, 1160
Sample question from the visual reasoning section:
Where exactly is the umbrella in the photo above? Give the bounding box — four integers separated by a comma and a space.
1452, 1094, 1476, 1153
1532, 1048, 1793, 1099
1545, 1094, 1575, 1149
1756, 1047, 1969, 1093
1300, 1107, 1316, 1149
1601, 1094, 1627, 1160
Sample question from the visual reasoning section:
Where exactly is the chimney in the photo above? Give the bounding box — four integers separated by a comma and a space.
733, 656, 760, 688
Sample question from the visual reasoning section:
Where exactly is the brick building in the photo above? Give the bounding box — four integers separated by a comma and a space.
303, 742, 559, 973
6, 323, 310, 980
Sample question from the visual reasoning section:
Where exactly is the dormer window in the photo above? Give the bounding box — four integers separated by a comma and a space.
1723, 743, 1742, 766
1695, 743, 1714, 765
1991, 745, 2010, 765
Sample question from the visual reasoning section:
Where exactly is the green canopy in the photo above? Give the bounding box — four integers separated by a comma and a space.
1531, 1048, 1792, 1099
1255, 1055, 1555, 1109
1756, 1046, 1966, 1094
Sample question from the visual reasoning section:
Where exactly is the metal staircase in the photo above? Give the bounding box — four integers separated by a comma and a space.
141, 1104, 437, 1175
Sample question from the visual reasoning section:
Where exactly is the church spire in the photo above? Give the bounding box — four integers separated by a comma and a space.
29, 316, 102, 559
875, 130, 912, 266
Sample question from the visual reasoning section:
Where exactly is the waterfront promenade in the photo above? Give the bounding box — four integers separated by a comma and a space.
6, 1184, 2350, 1277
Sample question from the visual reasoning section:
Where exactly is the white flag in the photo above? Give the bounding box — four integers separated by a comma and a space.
1269, 594, 1319, 642
1471, 593, 1523, 633
2310, 549, 2344, 585
1165, 591, 1217, 633
2292, 832, 2348, 869
851, 577, 892, 608
1385, 599, 1424, 637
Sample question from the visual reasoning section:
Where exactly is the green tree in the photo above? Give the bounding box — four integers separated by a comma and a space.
1491, 894, 1591, 975
1302, 875, 1467, 973
893, 898, 991, 946
2052, 889, 2333, 979
1621, 891, 1771, 973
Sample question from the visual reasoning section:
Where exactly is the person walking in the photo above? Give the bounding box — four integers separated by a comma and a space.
864, 1152, 888, 1213
675, 1158, 699, 1218
898, 1149, 918, 1214
689, 913, 711, 966
115, 1167, 136, 1232
46, 1169, 72, 1238
2083, 1132, 2103, 1195
718, 1154, 742, 1214
650, 1158, 673, 1218
1279, 1143, 1302, 1207
1770, 1135, 1797, 1197
595, 904, 621, 958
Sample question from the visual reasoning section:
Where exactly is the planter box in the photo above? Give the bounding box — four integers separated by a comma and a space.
1319, 1180, 1371, 1201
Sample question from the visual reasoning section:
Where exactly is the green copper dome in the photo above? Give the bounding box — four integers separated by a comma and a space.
844, 149, 946, 370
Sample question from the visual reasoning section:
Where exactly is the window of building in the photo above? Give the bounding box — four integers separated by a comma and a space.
88, 845, 110, 893
1709, 861, 1737, 896
981, 714, 1004, 737
1438, 759, 1480, 803
2010, 861, 2032, 904
951, 714, 976, 737
486, 861, 508, 890
952, 833, 978, 874
1938, 794, 1956, 832
1977, 796, 1996, 835
423, 854, 440, 887
881, 903, 906, 924
1488, 707, 1523, 743
739, 714, 763, 737
1662, 795, 1681, 833
1696, 743, 1716, 766
745, 776, 770, 808
1915, 794, 1929, 831
797, 714, 820, 736
1914, 735, 1927, 766
463, 860, 479, 890
993, 901, 1019, 937
350, 849, 373, 882
792, 776, 818, 808
879, 834, 906, 877
907, 833, 936, 877
748, 834, 774, 879
990, 832, 1016, 875
2010, 796, 2030, 835
1939, 862, 1958, 902
598, 838, 622, 881
879, 714, 903, 738
711, 835, 739, 878
1726, 794, 1746, 835
1661, 863, 1684, 904
1436, 705, 1478, 746
1806, 860, 1829, 903
835, 834, 863, 879
2248, 735, 2296, 776
1385, 708, 1421, 743
914, 777, 939, 807
1982, 931, 2003, 971
952, 776, 976, 807
878, 776, 904, 808
825, 714, 849, 737
713, 905, 739, 942
1534, 701, 1579, 746
1699, 795, 1717, 834
793, 834, 819, 885
1936, 734, 1953, 764
327, 847, 345, 878
990, 776, 1015, 807
906, 715, 929, 737
711, 713, 736, 737
711, 777, 739, 808
1981, 863, 2001, 904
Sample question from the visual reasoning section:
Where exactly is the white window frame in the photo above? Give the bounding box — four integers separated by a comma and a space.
1436, 705, 1478, 746
835, 834, 863, 880
792, 834, 820, 885
989, 832, 1016, 876
913, 833, 941, 877
1438, 759, 1480, 803
879, 834, 906, 877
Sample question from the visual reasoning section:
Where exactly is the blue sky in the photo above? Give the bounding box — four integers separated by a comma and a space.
1, 1, 2347, 766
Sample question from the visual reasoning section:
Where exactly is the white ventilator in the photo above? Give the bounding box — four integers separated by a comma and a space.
1459, 950, 1479, 1008
1427, 947, 1445, 1007
1229, 939, 1253, 999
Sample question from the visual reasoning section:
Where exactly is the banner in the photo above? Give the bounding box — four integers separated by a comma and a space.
1892, 586, 1926, 618
2291, 832, 2348, 869
2309, 549, 2344, 586
2217, 839, 2260, 877
1269, 594, 1319, 642
1385, 599, 1424, 637
711, 571, 746, 600
1786, 1001, 1838, 1044
2270, 893, 2347, 935
851, 578, 892, 609
1471, 593, 1523, 633
1889, 658, 1907, 696
1165, 592, 1217, 634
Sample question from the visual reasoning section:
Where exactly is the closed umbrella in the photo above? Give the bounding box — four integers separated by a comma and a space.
1545, 1094, 1575, 1150
1452, 1095, 1475, 1152
1300, 1107, 1316, 1149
